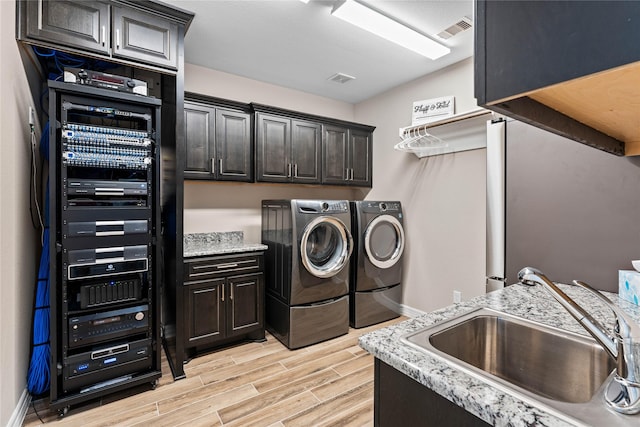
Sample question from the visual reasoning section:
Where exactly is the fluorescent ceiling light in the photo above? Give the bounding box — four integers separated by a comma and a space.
331, 0, 450, 60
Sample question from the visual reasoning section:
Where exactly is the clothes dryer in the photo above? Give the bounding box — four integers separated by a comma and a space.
262, 199, 353, 349
349, 201, 405, 328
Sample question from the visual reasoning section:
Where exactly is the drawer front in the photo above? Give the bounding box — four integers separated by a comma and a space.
185, 254, 262, 280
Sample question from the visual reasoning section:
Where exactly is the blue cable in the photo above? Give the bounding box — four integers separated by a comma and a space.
27, 123, 50, 396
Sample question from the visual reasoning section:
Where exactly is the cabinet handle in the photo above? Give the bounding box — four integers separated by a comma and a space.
294, 164, 298, 178
288, 163, 292, 178
350, 168, 354, 181
116, 29, 120, 49
101, 26, 106, 46
219, 158, 223, 174
211, 158, 215, 174
216, 263, 238, 269
221, 285, 225, 302
230, 285, 234, 301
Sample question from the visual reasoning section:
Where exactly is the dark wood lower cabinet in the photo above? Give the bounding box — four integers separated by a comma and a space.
375, 359, 489, 427
183, 253, 265, 357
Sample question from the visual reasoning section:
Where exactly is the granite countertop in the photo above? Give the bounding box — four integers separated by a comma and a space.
359, 283, 640, 427
183, 231, 268, 257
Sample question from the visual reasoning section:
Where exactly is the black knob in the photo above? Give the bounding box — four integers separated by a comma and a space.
322, 202, 329, 211
78, 70, 88, 80
380, 203, 387, 211
126, 80, 136, 88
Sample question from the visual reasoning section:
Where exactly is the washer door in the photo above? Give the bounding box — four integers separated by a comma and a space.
364, 215, 405, 269
301, 216, 353, 278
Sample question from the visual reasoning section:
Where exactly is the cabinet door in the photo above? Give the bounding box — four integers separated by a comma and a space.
349, 129, 372, 187
216, 109, 253, 182
25, 0, 110, 54
227, 273, 263, 337
184, 278, 225, 347
111, 5, 178, 69
184, 101, 215, 179
256, 114, 291, 182
322, 125, 348, 185
291, 120, 321, 184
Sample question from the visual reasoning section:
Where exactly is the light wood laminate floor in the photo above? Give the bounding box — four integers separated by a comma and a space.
23, 317, 405, 426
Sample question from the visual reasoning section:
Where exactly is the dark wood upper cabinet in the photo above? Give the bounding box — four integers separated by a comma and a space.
322, 125, 348, 184
23, 0, 110, 55
111, 5, 178, 69
253, 104, 374, 187
291, 120, 321, 183
17, 0, 192, 71
322, 125, 372, 187
184, 101, 215, 177
255, 114, 292, 183
475, 0, 640, 156
184, 94, 253, 182
348, 128, 372, 186
255, 113, 321, 184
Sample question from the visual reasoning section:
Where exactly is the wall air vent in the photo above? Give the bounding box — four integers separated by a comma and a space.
437, 16, 473, 40
328, 72, 356, 84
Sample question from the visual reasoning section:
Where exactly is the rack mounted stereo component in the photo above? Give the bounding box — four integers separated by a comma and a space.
70, 277, 143, 309
62, 338, 152, 393
68, 259, 148, 281
68, 304, 149, 348
66, 220, 148, 238
66, 180, 148, 197
63, 68, 149, 96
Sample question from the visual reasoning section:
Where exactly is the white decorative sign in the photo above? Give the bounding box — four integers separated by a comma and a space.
412, 96, 455, 125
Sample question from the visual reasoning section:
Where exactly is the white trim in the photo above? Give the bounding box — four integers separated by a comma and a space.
398, 303, 429, 319
8, 388, 31, 427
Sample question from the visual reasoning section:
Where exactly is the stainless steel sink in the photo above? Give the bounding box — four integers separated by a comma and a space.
401, 308, 640, 425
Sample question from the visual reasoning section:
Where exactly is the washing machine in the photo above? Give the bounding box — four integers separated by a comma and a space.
349, 201, 405, 328
262, 199, 353, 349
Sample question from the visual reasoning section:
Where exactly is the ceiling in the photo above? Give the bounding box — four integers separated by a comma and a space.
164, 0, 475, 104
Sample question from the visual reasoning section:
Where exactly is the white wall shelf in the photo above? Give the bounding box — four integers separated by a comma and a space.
396, 109, 496, 158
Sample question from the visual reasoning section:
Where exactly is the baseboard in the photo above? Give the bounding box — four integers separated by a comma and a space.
398, 303, 428, 318
7, 388, 31, 427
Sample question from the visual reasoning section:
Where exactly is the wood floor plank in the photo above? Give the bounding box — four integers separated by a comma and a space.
134, 384, 258, 427
332, 353, 374, 376
175, 412, 222, 427
318, 400, 374, 427
252, 350, 355, 393
183, 355, 236, 377
311, 365, 374, 402
224, 390, 320, 427
217, 369, 340, 424
279, 335, 359, 370
158, 363, 286, 414
231, 344, 288, 364
281, 381, 374, 427
199, 345, 308, 385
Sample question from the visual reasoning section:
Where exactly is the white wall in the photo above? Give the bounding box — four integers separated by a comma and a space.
355, 58, 487, 313
1, 1, 41, 424
183, 64, 366, 242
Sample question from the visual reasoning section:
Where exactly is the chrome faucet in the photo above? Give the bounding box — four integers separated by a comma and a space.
518, 267, 640, 415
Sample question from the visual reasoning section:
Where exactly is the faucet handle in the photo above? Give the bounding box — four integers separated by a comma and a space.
572, 280, 640, 340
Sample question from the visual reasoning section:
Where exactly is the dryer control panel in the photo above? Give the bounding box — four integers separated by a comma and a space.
360, 201, 402, 213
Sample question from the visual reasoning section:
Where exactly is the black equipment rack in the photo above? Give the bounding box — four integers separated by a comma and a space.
47, 81, 162, 414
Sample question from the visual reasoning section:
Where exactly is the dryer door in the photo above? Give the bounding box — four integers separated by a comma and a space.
364, 215, 405, 269
301, 216, 353, 278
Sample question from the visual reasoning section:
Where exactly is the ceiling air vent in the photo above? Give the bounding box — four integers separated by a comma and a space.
437, 16, 473, 40
328, 72, 356, 84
